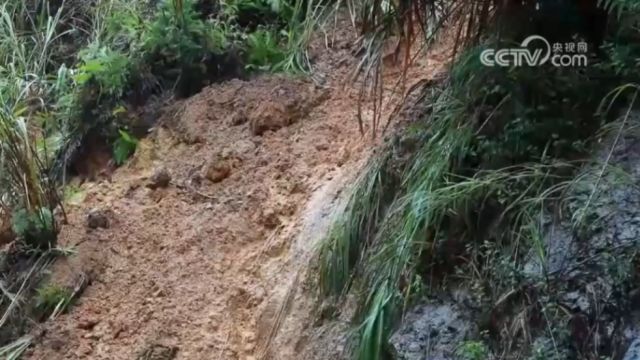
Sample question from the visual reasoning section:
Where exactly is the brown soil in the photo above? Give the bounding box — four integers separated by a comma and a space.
0, 209, 14, 246
25, 22, 450, 360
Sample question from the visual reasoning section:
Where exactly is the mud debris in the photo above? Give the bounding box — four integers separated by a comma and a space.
86, 208, 109, 229
147, 167, 172, 189
249, 100, 293, 135
23, 15, 450, 359
202, 157, 232, 183
136, 343, 178, 360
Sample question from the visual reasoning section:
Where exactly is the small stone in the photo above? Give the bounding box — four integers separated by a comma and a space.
202, 159, 231, 183
83, 332, 100, 340
564, 291, 590, 313
228, 111, 247, 126
147, 167, 172, 189
220, 147, 233, 159
48, 338, 65, 351
260, 209, 280, 229
137, 343, 178, 360
77, 317, 99, 330
86, 208, 109, 229
619, 227, 636, 241
75, 343, 93, 356
337, 146, 350, 167
249, 101, 293, 136
235, 140, 257, 156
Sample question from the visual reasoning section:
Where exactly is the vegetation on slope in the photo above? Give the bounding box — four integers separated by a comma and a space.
0, 0, 319, 249
0, 0, 322, 355
317, 0, 640, 359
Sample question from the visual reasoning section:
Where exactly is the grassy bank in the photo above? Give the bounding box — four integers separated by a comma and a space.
317, 0, 640, 358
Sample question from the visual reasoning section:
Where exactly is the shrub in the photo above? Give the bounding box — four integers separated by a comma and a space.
223, 0, 292, 29
75, 45, 132, 99
245, 28, 286, 71
143, 0, 233, 94
113, 129, 138, 165
11, 207, 56, 250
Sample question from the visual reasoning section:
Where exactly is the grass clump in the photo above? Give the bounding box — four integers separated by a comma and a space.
10, 208, 55, 250
245, 28, 287, 71
33, 284, 74, 320
456, 341, 489, 360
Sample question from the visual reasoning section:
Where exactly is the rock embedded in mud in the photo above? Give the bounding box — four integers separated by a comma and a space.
249, 101, 294, 136
77, 317, 99, 330
315, 142, 330, 151
147, 167, 172, 189
234, 139, 257, 157
228, 111, 248, 126
202, 160, 231, 183
389, 303, 473, 360
260, 209, 281, 229
136, 343, 178, 360
86, 208, 109, 229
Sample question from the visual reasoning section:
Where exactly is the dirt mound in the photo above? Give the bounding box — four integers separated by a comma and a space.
26, 67, 364, 360
170, 76, 328, 142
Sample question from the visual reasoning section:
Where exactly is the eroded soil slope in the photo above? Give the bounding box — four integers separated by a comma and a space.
25, 25, 450, 360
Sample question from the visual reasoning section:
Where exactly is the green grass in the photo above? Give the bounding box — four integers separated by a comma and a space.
456, 341, 489, 360
0, 336, 32, 360
0, 1, 75, 249
34, 284, 74, 319
316, 31, 640, 356
319, 154, 395, 296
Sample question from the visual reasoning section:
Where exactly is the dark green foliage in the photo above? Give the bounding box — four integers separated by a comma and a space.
456, 50, 606, 168
601, 0, 640, 17
245, 28, 287, 70
224, 0, 295, 29
76, 45, 132, 99
33, 284, 73, 319
318, 3, 640, 360
11, 207, 56, 250
143, 0, 239, 95
113, 129, 138, 165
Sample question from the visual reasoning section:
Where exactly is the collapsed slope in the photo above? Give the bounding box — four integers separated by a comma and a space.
24, 26, 450, 359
